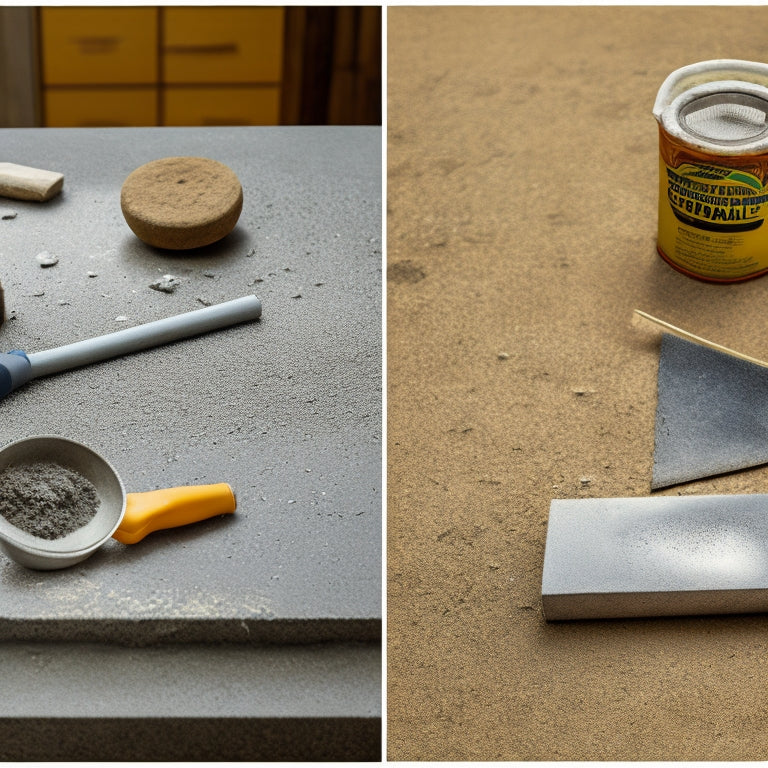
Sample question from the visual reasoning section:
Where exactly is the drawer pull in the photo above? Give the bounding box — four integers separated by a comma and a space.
72, 35, 121, 55
163, 44, 238, 55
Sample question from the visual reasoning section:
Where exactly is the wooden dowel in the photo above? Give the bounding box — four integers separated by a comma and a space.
633, 309, 768, 368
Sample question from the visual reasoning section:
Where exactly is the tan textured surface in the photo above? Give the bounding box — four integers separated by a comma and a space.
387, 6, 768, 761
120, 156, 242, 249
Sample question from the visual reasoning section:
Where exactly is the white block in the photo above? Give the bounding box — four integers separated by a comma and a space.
0, 162, 64, 201
542, 495, 768, 620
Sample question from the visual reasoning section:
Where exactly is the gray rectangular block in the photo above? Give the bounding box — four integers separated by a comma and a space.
542, 495, 768, 620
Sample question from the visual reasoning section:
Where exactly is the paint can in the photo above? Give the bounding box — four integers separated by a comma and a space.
654, 60, 768, 282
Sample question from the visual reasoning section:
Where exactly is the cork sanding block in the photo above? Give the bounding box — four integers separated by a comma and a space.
0, 162, 64, 201
542, 495, 768, 620
120, 156, 243, 250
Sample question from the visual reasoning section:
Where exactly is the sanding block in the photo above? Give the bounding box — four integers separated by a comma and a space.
0, 162, 64, 201
542, 495, 768, 620
120, 156, 242, 249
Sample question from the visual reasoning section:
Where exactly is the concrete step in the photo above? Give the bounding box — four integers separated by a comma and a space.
0, 640, 381, 760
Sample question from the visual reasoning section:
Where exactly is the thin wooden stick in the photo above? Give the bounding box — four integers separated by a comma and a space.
633, 309, 768, 369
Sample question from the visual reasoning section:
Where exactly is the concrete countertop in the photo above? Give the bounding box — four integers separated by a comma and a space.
0, 126, 381, 644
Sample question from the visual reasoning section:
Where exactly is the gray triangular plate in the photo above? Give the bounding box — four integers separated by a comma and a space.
653, 333, 768, 489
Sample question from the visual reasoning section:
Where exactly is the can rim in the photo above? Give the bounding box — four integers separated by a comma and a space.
653, 59, 768, 119
679, 91, 768, 146
660, 80, 768, 154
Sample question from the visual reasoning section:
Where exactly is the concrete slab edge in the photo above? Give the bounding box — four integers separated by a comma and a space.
0, 716, 382, 761
0, 615, 381, 645
543, 588, 768, 621
0, 639, 381, 760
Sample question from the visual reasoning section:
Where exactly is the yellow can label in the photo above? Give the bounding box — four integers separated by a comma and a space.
658, 155, 768, 281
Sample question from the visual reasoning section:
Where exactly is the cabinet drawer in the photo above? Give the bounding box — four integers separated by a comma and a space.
40, 7, 158, 85
45, 88, 158, 127
163, 7, 283, 84
163, 86, 281, 126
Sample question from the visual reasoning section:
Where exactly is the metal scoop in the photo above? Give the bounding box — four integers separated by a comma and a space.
0, 435, 236, 570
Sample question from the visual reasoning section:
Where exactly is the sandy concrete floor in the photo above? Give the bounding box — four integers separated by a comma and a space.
387, 6, 768, 760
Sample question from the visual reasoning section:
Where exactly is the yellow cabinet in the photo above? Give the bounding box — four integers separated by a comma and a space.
40, 7, 158, 85
39, 7, 286, 126
163, 86, 280, 126
163, 7, 283, 84
44, 88, 158, 127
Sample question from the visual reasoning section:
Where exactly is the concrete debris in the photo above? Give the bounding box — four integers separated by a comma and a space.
149, 274, 181, 293
36, 251, 58, 267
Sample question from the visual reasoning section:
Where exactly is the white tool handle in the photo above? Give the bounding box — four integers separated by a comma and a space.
27, 295, 261, 378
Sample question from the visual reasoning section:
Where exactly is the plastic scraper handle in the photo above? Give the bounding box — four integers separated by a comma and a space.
0, 294, 261, 398
113, 483, 236, 545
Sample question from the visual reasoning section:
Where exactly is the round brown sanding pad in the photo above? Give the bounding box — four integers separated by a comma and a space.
120, 156, 243, 250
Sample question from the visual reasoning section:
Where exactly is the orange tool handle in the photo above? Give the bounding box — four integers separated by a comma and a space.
113, 483, 236, 545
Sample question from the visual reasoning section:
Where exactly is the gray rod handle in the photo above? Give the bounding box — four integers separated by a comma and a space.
27, 295, 262, 379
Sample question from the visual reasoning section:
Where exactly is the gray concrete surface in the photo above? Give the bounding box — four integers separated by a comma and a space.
0, 640, 380, 760
0, 127, 381, 643
542, 495, 768, 619
2, 641, 379, 718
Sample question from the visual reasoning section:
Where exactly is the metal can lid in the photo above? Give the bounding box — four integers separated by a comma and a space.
660, 80, 768, 154
654, 60, 768, 154
679, 90, 768, 144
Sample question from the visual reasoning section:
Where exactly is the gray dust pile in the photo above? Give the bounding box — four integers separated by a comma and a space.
0, 461, 100, 540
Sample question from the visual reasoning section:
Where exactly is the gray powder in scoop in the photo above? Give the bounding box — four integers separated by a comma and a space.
0, 461, 99, 540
